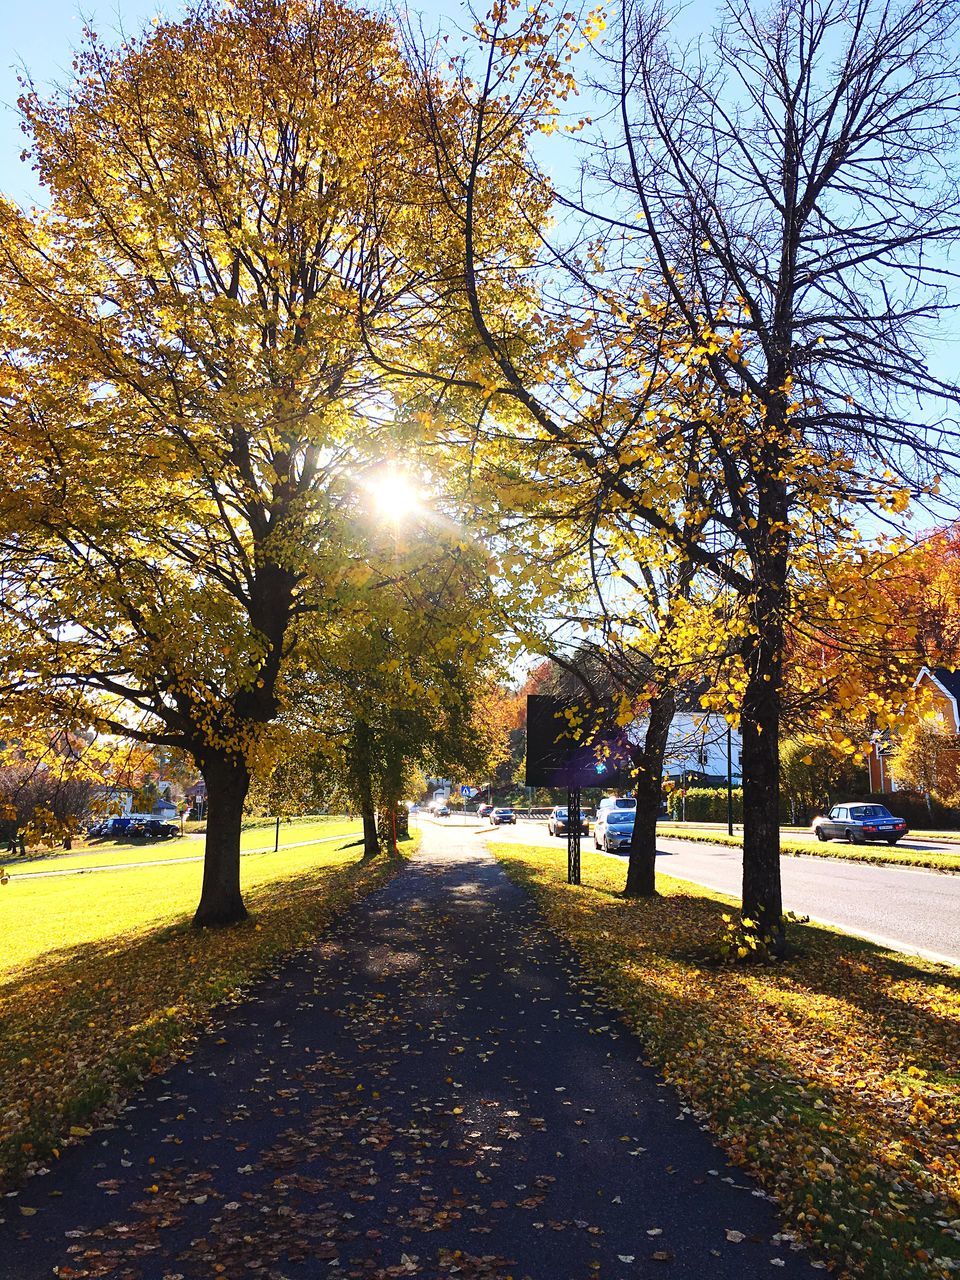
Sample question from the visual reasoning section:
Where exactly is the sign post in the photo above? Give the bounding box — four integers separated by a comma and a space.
525, 694, 632, 886
566, 788, 582, 885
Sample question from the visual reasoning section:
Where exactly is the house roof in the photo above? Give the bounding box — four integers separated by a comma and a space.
931, 667, 960, 704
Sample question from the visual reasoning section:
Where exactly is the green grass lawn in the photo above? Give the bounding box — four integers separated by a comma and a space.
656, 824, 960, 872
2, 817, 361, 874
494, 840, 960, 1280
0, 833, 411, 1188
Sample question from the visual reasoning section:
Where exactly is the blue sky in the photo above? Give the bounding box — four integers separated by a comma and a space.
0, 1, 165, 202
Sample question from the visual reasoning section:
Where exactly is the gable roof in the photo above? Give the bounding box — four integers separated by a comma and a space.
931, 667, 960, 704
914, 665, 960, 729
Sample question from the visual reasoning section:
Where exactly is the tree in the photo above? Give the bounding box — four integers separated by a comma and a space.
274, 485, 506, 858
404, 0, 960, 949
888, 694, 960, 810
0, 0, 523, 923
779, 738, 861, 825
0, 761, 97, 853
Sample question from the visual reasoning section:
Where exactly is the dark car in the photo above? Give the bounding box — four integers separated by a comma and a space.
477, 803, 494, 819
546, 806, 589, 837
88, 816, 132, 839
489, 807, 516, 826
811, 803, 908, 845
127, 818, 178, 839
144, 819, 179, 839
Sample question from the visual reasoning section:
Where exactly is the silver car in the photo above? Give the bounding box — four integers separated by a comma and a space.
593, 807, 635, 852
547, 806, 589, 836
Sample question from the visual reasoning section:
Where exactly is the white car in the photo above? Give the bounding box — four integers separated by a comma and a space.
594, 806, 635, 852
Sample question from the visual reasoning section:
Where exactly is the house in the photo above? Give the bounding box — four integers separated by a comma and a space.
89, 785, 134, 818
866, 666, 960, 794
629, 710, 742, 785
184, 779, 208, 817
662, 711, 742, 783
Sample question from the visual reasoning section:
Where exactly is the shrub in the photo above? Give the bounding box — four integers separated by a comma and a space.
668, 786, 742, 822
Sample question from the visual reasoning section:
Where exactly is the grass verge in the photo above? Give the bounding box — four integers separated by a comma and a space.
495, 841, 960, 1280
4, 817, 361, 873
656, 825, 960, 873
0, 833, 415, 1189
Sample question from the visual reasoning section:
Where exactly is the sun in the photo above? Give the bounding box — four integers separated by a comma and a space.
368, 468, 421, 521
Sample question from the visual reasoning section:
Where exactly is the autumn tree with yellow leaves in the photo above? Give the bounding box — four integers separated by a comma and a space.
0, 0, 528, 924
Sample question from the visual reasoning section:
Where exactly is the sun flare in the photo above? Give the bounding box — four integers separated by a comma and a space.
368, 468, 421, 521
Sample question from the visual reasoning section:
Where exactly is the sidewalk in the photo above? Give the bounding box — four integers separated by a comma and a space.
0, 826, 819, 1279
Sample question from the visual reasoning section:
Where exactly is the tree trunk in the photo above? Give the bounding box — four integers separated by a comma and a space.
377, 805, 398, 857
193, 755, 250, 927
361, 806, 379, 860
740, 651, 783, 945
350, 718, 381, 861
740, 472, 788, 951
624, 688, 676, 897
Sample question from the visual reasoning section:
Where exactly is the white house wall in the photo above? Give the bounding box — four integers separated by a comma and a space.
633, 712, 743, 780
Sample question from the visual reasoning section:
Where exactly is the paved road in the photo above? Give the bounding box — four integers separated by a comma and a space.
484, 820, 960, 967
1, 827, 819, 1280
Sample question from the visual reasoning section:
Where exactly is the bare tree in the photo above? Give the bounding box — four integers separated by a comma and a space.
590, 0, 960, 941
404, 0, 960, 949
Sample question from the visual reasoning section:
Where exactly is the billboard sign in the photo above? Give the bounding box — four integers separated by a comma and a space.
525, 695, 634, 788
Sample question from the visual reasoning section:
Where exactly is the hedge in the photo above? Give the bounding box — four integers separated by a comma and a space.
668, 786, 743, 822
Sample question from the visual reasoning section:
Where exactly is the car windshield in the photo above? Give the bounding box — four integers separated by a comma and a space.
851, 805, 892, 819
496, 808, 512, 815
607, 812, 634, 825
555, 808, 568, 817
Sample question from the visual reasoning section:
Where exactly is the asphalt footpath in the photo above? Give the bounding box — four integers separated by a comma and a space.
0, 825, 821, 1280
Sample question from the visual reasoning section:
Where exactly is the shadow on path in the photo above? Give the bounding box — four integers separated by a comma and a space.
0, 829, 819, 1280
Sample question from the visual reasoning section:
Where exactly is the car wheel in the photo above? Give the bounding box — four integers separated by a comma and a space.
815, 826, 828, 842
594, 836, 600, 849
846, 828, 864, 845
886, 837, 900, 845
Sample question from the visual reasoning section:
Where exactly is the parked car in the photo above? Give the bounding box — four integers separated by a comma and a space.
594, 806, 635, 852
145, 819, 179, 839
489, 807, 516, 826
811, 803, 908, 845
546, 806, 589, 837
88, 816, 132, 839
